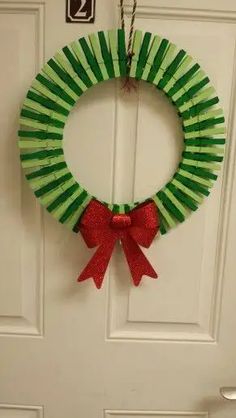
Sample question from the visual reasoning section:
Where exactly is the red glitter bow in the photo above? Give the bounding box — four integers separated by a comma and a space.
77, 199, 159, 289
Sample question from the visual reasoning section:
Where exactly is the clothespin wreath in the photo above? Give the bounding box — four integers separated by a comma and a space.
18, 4, 226, 289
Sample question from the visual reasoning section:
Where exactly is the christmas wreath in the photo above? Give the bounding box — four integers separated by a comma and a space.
18, 28, 226, 288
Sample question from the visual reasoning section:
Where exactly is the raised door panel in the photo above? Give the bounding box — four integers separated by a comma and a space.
0, 405, 43, 418
105, 412, 208, 418
0, 4, 44, 335
107, 6, 235, 342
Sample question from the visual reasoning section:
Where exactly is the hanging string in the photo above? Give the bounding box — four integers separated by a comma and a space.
127, 0, 137, 61
120, 0, 125, 31
120, 0, 138, 92
120, 0, 137, 61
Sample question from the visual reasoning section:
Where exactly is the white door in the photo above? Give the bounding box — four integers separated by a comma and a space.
0, 0, 236, 417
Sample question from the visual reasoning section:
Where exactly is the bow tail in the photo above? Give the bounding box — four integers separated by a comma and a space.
78, 238, 116, 289
121, 234, 158, 286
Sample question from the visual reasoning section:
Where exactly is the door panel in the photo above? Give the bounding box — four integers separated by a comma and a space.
107, 8, 236, 343
0, 4, 43, 335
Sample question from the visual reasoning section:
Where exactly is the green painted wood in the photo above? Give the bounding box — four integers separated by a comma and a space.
26, 162, 67, 180
166, 183, 198, 211
62, 46, 93, 87
51, 188, 83, 219
152, 195, 176, 228
136, 32, 152, 80
36, 73, 75, 106
20, 109, 65, 128
175, 173, 210, 196
183, 108, 223, 127
112, 202, 137, 213
179, 87, 215, 113
163, 188, 188, 218
42, 63, 79, 102
70, 40, 98, 85
18, 140, 62, 149
89, 33, 109, 80
171, 70, 206, 102
147, 38, 169, 83
79, 37, 103, 82
130, 30, 143, 78
157, 190, 185, 222
98, 31, 115, 78
124, 204, 132, 213
172, 179, 203, 203
47, 184, 79, 212
175, 77, 210, 107
118, 29, 127, 77
178, 168, 213, 187
179, 163, 218, 180
184, 126, 225, 140
163, 55, 193, 93
184, 116, 225, 133
22, 155, 65, 169
159, 215, 168, 235
107, 203, 114, 211
48, 58, 83, 97
199, 126, 225, 137
185, 146, 224, 154
167, 63, 200, 96
18, 130, 62, 140
118, 204, 125, 214
158, 49, 186, 89
108, 30, 120, 78
20, 117, 63, 133
55, 52, 88, 92
27, 91, 69, 116
183, 151, 223, 162
23, 100, 66, 123
67, 195, 92, 230
34, 173, 72, 198
112, 204, 121, 214
141, 35, 161, 81
39, 178, 76, 206
32, 79, 72, 111
184, 137, 225, 145
29, 168, 70, 190
153, 43, 177, 86
59, 190, 89, 223
20, 148, 63, 161
183, 108, 225, 128
182, 158, 221, 171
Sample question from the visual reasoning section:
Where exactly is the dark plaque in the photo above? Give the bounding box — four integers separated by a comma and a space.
66, 0, 95, 23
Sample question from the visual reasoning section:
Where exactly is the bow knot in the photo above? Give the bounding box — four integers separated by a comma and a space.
77, 199, 159, 289
111, 214, 132, 229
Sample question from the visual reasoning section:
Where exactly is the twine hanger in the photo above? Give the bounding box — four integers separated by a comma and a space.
120, 0, 137, 63
120, 0, 138, 92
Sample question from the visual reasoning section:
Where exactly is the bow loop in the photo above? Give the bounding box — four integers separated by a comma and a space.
129, 201, 159, 247
80, 200, 112, 247
80, 199, 112, 228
